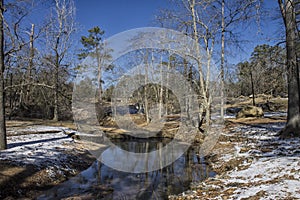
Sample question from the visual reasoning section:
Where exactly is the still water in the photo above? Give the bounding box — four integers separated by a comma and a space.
39, 138, 215, 200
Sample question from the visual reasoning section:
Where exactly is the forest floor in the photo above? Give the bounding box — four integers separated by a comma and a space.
169, 116, 300, 200
0, 96, 296, 200
0, 120, 97, 200
1, 115, 299, 200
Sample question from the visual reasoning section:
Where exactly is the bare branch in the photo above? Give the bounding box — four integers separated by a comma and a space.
5, 82, 54, 90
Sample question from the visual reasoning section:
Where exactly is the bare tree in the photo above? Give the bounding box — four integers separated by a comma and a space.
187, 0, 221, 130
219, 0, 262, 118
278, 0, 300, 137
155, 0, 262, 130
156, 0, 219, 130
0, 0, 6, 150
45, 0, 76, 121
220, 0, 225, 118
2, 0, 42, 117
19, 23, 35, 107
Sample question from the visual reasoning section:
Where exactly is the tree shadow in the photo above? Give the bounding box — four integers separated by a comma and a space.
229, 120, 300, 158
7, 135, 69, 148
255, 136, 300, 158
0, 150, 95, 199
228, 120, 285, 133
0, 163, 52, 199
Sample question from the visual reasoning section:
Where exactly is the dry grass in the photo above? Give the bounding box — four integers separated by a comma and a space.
227, 116, 286, 125
6, 119, 77, 130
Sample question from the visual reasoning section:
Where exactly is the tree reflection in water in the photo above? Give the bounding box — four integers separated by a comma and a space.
38, 138, 215, 200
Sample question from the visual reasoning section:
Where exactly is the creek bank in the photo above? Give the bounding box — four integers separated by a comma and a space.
0, 124, 96, 200
169, 118, 300, 199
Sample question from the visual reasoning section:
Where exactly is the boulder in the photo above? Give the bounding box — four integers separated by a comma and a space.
257, 102, 277, 112
236, 106, 264, 118
226, 107, 242, 115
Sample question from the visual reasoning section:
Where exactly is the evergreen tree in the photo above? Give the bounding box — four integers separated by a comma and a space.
78, 26, 111, 101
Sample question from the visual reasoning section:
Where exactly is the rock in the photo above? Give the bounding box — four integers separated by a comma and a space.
256, 101, 276, 112
226, 107, 242, 115
236, 106, 264, 118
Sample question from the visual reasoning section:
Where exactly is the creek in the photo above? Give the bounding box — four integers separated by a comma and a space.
39, 138, 215, 200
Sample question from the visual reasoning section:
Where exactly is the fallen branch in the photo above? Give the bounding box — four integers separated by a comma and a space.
5, 83, 55, 90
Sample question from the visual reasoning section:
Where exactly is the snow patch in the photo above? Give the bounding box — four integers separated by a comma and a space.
0, 126, 77, 171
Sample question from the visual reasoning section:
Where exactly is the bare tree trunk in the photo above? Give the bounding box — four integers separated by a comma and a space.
96, 45, 102, 101
165, 54, 171, 115
47, 0, 76, 121
52, 34, 60, 121
183, 58, 188, 112
53, 50, 59, 121
0, 0, 7, 150
189, 0, 210, 132
25, 24, 35, 104
8, 73, 12, 120
144, 52, 150, 124
250, 68, 256, 106
220, 0, 225, 120
159, 56, 163, 119
278, 0, 300, 137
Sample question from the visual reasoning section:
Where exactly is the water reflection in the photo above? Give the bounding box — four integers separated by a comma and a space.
101, 138, 192, 173
39, 139, 215, 200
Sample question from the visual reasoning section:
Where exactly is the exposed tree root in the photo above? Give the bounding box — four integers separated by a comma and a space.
279, 115, 300, 138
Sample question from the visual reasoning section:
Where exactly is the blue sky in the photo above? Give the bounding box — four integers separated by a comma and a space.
74, 0, 281, 64
75, 0, 169, 37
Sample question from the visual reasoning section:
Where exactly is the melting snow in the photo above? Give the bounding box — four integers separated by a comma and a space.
221, 123, 300, 199
172, 121, 300, 199
0, 126, 77, 170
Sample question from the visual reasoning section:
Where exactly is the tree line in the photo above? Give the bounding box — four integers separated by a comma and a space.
0, 0, 299, 149
227, 44, 287, 100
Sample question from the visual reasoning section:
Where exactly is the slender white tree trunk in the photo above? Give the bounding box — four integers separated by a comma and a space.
0, 0, 7, 150
220, 0, 225, 120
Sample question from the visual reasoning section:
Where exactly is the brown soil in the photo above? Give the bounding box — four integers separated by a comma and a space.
226, 116, 286, 125
169, 116, 288, 200
1, 103, 288, 200
0, 151, 95, 200
6, 119, 77, 130
1, 150, 95, 200
0, 120, 96, 200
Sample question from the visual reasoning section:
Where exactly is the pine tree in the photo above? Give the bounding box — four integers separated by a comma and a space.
78, 26, 111, 101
